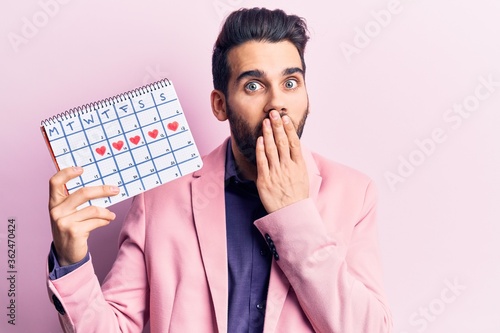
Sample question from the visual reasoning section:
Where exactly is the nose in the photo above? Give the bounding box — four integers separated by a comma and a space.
264, 85, 287, 114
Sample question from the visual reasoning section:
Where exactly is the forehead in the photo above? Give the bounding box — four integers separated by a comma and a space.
227, 40, 303, 80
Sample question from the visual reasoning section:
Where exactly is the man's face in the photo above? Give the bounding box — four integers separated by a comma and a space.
225, 40, 309, 165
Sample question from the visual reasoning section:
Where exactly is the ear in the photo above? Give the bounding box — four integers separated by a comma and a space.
211, 89, 228, 121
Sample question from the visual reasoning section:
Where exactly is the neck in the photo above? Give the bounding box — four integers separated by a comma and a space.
230, 137, 257, 182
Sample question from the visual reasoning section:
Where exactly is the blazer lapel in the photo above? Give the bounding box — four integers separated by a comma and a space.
262, 261, 290, 332
191, 140, 229, 333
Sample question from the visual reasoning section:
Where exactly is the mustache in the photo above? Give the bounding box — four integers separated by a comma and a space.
258, 111, 297, 134
264, 110, 287, 119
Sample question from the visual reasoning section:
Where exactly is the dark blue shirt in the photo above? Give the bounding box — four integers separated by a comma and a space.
224, 141, 272, 333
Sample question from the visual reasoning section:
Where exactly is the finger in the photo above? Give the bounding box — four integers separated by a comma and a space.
68, 205, 116, 224
58, 205, 116, 233
262, 118, 279, 168
49, 166, 84, 209
269, 110, 291, 161
61, 185, 120, 213
282, 115, 303, 162
255, 136, 270, 179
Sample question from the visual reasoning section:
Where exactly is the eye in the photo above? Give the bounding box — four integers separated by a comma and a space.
284, 79, 298, 89
245, 81, 263, 92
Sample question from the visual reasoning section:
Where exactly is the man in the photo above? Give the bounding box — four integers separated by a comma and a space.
47, 7, 393, 333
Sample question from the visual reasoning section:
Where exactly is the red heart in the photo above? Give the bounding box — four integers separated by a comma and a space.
148, 129, 159, 139
95, 146, 106, 156
129, 136, 141, 145
112, 141, 124, 151
167, 121, 179, 131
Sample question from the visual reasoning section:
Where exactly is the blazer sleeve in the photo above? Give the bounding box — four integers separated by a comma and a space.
254, 180, 393, 333
46, 194, 149, 333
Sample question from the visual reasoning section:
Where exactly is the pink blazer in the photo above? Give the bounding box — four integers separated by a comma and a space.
47, 138, 393, 332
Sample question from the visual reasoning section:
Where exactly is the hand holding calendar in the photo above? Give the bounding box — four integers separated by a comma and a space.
42, 79, 203, 265
41, 79, 202, 208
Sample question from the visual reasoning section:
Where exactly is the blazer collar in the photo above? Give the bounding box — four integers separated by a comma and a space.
191, 139, 229, 332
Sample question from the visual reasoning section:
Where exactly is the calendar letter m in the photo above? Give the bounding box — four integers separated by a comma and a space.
48, 126, 59, 137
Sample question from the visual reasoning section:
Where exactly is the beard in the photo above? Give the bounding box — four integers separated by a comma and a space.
226, 101, 309, 166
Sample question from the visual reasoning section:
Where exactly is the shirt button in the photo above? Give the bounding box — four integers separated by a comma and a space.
256, 302, 265, 310
260, 249, 267, 256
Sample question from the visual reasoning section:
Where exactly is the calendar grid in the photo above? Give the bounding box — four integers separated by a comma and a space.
75, 110, 108, 206
94, 104, 124, 204
128, 93, 161, 190
151, 93, 182, 177
58, 117, 82, 191
112, 103, 146, 197
57, 133, 189, 181
41, 79, 203, 208
101, 105, 129, 198
60, 134, 194, 191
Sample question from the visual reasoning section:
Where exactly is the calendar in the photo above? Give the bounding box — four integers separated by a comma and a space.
41, 79, 203, 208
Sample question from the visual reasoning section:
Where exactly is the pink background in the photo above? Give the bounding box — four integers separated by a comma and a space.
1, 0, 499, 332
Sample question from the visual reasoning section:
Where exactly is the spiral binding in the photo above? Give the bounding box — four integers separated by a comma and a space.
41, 78, 172, 126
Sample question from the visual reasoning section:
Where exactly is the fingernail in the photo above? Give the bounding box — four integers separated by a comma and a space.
257, 136, 264, 146
264, 119, 271, 127
270, 110, 279, 120
282, 116, 290, 124
73, 166, 83, 173
110, 186, 120, 194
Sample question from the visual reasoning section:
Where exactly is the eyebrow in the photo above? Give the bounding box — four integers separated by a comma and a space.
234, 67, 304, 85
282, 67, 304, 76
235, 69, 264, 85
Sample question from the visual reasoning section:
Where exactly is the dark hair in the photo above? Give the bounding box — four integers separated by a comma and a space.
212, 7, 309, 97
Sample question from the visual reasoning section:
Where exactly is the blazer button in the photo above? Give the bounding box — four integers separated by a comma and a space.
264, 234, 279, 260
52, 295, 66, 315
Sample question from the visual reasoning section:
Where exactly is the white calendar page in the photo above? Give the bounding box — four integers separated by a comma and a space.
41, 80, 203, 208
